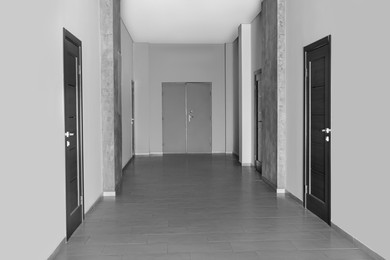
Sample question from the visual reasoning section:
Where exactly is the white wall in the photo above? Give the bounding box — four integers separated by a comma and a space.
225, 43, 234, 153
133, 43, 150, 155
238, 24, 253, 165
121, 20, 134, 167
286, 0, 390, 258
0, 0, 103, 258
251, 13, 262, 76
226, 40, 240, 155
134, 44, 226, 154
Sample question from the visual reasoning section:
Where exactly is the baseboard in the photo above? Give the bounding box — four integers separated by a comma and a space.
48, 194, 103, 259
85, 194, 103, 216
241, 162, 253, 166
331, 223, 385, 260
122, 156, 134, 170
103, 191, 116, 197
261, 176, 277, 191
285, 190, 303, 205
135, 153, 150, 156
150, 152, 163, 156
47, 237, 65, 260
276, 189, 286, 194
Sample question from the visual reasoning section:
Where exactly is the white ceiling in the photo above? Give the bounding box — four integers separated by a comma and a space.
121, 0, 262, 44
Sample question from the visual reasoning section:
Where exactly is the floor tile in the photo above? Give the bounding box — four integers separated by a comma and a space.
86, 234, 148, 245
190, 252, 261, 260
230, 240, 296, 252
147, 234, 209, 244
101, 244, 167, 255
122, 253, 190, 260
167, 242, 232, 253
256, 250, 329, 260
321, 249, 375, 260
291, 239, 357, 250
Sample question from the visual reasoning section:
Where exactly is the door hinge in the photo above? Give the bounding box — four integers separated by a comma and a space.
80, 195, 83, 205
78, 65, 82, 75
305, 185, 308, 194
305, 67, 308, 78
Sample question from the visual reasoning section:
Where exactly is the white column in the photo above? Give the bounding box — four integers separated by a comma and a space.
238, 24, 253, 166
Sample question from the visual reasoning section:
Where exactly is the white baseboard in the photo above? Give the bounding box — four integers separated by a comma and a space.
331, 222, 385, 260
103, 191, 116, 197
47, 237, 66, 260
85, 193, 103, 215
241, 162, 253, 167
277, 189, 286, 194
285, 190, 303, 204
150, 152, 163, 156
135, 153, 150, 156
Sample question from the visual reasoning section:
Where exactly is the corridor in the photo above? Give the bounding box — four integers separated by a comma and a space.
54, 155, 373, 260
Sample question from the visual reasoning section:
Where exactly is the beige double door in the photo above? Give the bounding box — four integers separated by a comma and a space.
162, 82, 212, 154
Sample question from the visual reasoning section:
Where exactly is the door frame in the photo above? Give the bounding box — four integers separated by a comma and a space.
254, 69, 262, 173
131, 80, 135, 156
63, 28, 85, 237
303, 35, 331, 223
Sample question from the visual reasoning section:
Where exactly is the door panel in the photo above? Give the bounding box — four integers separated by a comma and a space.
254, 71, 263, 172
131, 81, 135, 155
186, 83, 212, 153
305, 36, 331, 224
162, 83, 186, 153
63, 29, 83, 239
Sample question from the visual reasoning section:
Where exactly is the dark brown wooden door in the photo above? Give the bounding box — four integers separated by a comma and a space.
254, 70, 262, 173
304, 36, 331, 224
131, 80, 135, 155
63, 29, 83, 239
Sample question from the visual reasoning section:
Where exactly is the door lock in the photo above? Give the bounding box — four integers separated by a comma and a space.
66, 141, 70, 147
65, 131, 75, 138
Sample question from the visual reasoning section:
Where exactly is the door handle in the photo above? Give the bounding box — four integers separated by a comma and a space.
321, 128, 331, 134
131, 118, 134, 125
65, 131, 75, 138
188, 114, 194, 122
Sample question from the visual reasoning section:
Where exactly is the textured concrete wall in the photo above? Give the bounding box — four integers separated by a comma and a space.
99, 0, 122, 193
259, 0, 278, 187
250, 0, 286, 189
113, 0, 122, 188
277, 0, 287, 190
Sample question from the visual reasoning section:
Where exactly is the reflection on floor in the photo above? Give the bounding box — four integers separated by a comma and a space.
54, 155, 373, 260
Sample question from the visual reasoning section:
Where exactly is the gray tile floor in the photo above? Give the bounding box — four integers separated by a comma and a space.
54, 155, 374, 260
